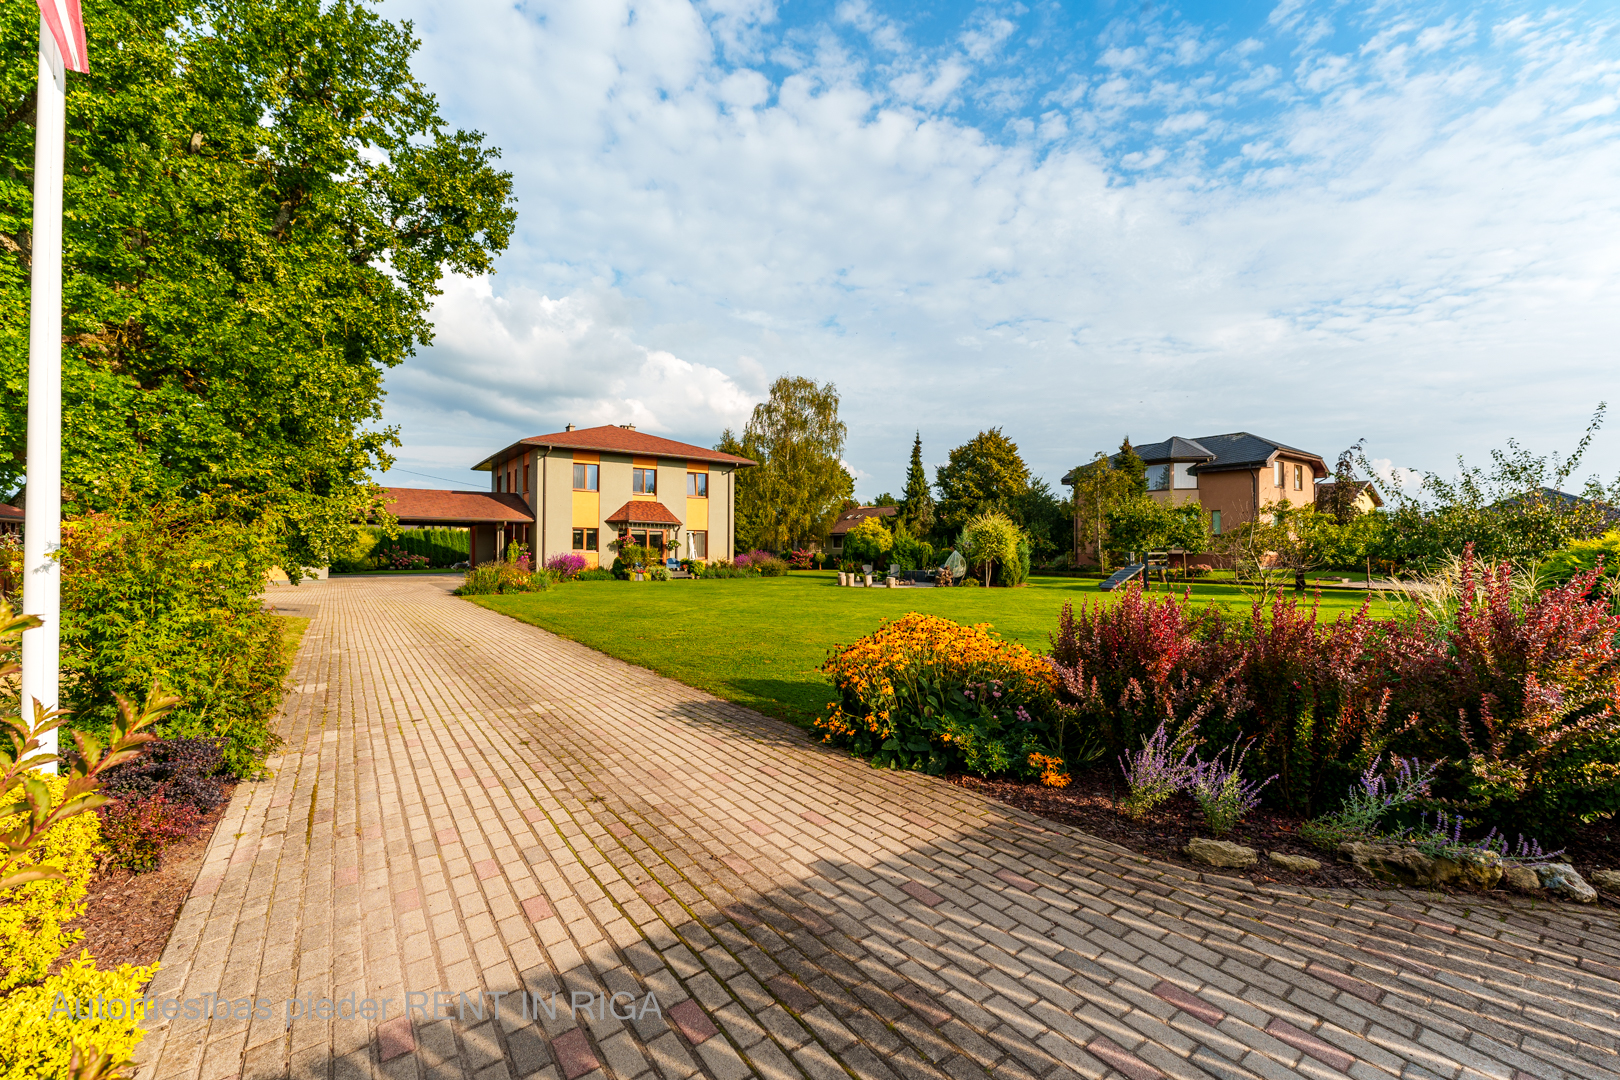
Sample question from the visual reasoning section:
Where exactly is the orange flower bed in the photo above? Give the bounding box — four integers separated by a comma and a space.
817, 613, 1064, 780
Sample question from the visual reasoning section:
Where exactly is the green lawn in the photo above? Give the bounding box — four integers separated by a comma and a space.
472, 572, 1388, 729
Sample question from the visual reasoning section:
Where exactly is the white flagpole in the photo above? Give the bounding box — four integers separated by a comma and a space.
21, 17, 66, 766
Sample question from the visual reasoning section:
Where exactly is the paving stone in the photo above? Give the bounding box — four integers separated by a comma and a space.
129, 576, 1620, 1080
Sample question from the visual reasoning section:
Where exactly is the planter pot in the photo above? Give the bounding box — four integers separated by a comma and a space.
837, 572, 846, 585
864, 574, 873, 587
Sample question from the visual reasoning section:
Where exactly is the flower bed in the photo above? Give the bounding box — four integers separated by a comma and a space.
817, 613, 1069, 780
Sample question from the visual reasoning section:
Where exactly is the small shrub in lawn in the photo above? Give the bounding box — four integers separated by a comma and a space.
575, 568, 614, 581
1118, 719, 1197, 819
788, 548, 816, 569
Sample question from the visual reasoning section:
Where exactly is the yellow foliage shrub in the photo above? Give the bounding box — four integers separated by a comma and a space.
0, 779, 101, 992
0, 776, 157, 1079
0, 953, 156, 1080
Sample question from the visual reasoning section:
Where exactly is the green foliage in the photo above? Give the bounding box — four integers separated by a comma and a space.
1103, 498, 1208, 562
455, 552, 551, 595
1357, 406, 1620, 571
57, 506, 287, 777
366, 527, 469, 570
0, 0, 517, 570
726, 376, 851, 550
1544, 530, 1620, 589
327, 527, 380, 574
891, 524, 936, 572
1068, 445, 1153, 571
899, 432, 937, 539
959, 511, 1024, 587
841, 516, 893, 564
1115, 439, 1149, 497
935, 429, 1030, 534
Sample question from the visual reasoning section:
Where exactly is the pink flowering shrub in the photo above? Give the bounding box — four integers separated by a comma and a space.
545, 552, 588, 579
1051, 547, 1620, 835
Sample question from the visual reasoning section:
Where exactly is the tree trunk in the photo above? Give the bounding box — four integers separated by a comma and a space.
1295, 567, 1306, 594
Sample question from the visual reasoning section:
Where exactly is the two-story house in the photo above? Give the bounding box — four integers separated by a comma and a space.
1062, 432, 1328, 561
382, 424, 755, 567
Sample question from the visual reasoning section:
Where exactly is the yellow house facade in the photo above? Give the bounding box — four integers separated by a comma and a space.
472, 424, 756, 567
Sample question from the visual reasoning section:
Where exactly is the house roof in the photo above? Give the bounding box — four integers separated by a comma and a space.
1314, 479, 1385, 509
830, 505, 898, 536
473, 425, 758, 471
0, 504, 22, 522
1124, 436, 1217, 464
1181, 433, 1325, 475
604, 500, 684, 527
1063, 431, 1327, 485
381, 488, 533, 524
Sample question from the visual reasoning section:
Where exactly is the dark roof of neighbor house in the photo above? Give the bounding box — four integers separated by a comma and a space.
381, 488, 533, 524
830, 505, 898, 536
1062, 432, 1327, 485
604, 500, 684, 526
1314, 479, 1385, 509
474, 425, 757, 472
0, 504, 22, 522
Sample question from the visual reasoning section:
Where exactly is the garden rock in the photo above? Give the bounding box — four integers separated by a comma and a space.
1535, 863, 1597, 903
1338, 842, 1503, 889
1186, 838, 1256, 868
1590, 869, 1620, 893
1501, 865, 1542, 893
1268, 852, 1320, 873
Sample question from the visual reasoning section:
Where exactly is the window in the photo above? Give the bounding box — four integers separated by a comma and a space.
1146, 464, 1170, 491
572, 463, 599, 491
633, 467, 657, 494
689, 531, 708, 559
1274, 461, 1285, 487
571, 528, 599, 551
1211, 510, 1222, 536
687, 472, 708, 497
1293, 463, 1304, 491
1173, 462, 1199, 490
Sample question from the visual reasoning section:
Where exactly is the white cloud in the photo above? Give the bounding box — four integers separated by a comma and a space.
376, 0, 1620, 497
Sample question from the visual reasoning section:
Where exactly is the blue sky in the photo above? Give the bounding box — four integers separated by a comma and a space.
375, 0, 1620, 498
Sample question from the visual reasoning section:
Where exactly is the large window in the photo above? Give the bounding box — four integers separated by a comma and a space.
689, 531, 708, 559
572, 463, 599, 491
1173, 462, 1199, 489
687, 472, 708, 497
1146, 464, 1170, 491
1293, 463, 1304, 491
571, 528, 599, 551
633, 467, 657, 495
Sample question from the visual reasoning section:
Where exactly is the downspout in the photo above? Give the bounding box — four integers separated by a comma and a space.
541, 448, 550, 565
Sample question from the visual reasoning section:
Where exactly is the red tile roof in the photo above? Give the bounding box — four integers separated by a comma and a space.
0, 504, 22, 522
381, 488, 532, 524
603, 500, 683, 526
474, 425, 757, 470
830, 505, 897, 536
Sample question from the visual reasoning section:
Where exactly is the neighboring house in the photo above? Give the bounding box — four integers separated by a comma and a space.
1314, 479, 1384, 516
1062, 432, 1328, 562
383, 424, 755, 568
0, 503, 21, 536
828, 505, 898, 555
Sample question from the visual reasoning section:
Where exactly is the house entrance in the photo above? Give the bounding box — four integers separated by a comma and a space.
629, 529, 667, 558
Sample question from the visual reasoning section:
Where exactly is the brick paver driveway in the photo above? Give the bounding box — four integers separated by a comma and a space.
135, 575, 1620, 1080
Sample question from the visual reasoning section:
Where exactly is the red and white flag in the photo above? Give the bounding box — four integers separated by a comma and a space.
35, 0, 88, 75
